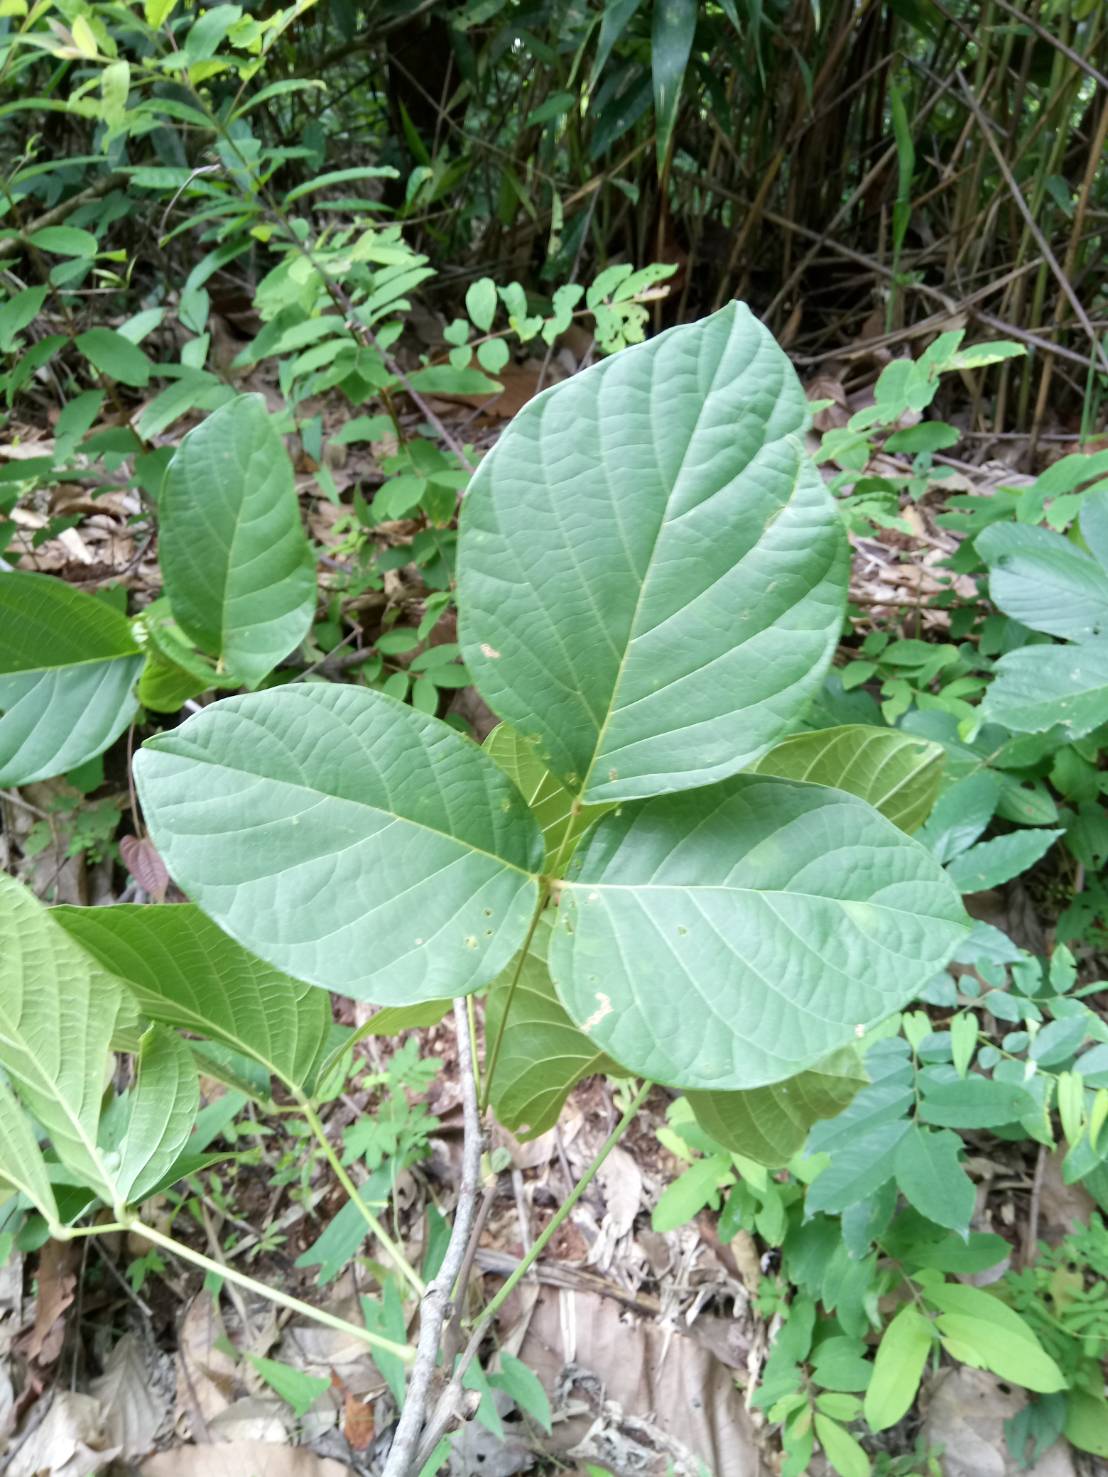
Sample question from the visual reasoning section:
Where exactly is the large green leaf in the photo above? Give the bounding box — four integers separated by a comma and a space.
548, 775, 968, 1090
114, 1026, 199, 1205
458, 304, 848, 805
134, 685, 543, 1004
0, 1076, 59, 1224
485, 916, 616, 1138
0, 570, 141, 785
748, 725, 943, 832
687, 1050, 866, 1167
54, 903, 333, 1098
159, 394, 317, 686
977, 495, 1108, 641
983, 639, 1108, 740
484, 723, 612, 872
0, 873, 196, 1213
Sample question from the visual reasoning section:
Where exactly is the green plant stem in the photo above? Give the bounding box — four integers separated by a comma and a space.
300, 1098, 426, 1299
479, 889, 549, 1112
113, 1217, 414, 1362
477, 1078, 649, 1327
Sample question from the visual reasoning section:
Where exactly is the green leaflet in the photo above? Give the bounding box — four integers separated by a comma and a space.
651, 0, 696, 172
945, 827, 1063, 893
485, 915, 616, 1138
864, 1305, 932, 1432
687, 1050, 866, 1168
550, 775, 968, 1091
748, 725, 944, 832
983, 639, 1108, 740
158, 394, 317, 686
484, 722, 612, 871
53, 903, 333, 1098
134, 685, 543, 1004
458, 304, 849, 805
978, 496, 1108, 641
0, 570, 142, 785
892, 1124, 975, 1234
0, 873, 197, 1213
0, 1075, 58, 1224
922, 1279, 1066, 1393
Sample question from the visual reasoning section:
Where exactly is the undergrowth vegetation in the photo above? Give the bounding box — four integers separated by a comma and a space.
0, 2, 1107, 1475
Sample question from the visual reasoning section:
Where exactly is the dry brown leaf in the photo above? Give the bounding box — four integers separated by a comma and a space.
922, 1368, 1074, 1477
7, 1391, 120, 1477
141, 1440, 353, 1477
176, 1293, 238, 1429
119, 835, 170, 902
596, 1147, 642, 1241
90, 1332, 170, 1459
515, 1288, 762, 1476
24, 1240, 76, 1365
341, 1390, 375, 1451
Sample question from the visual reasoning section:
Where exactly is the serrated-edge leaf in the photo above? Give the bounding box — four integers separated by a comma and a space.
54, 903, 333, 1097
0, 1075, 59, 1223
748, 725, 943, 832
459, 303, 849, 805
134, 685, 543, 1004
114, 1025, 199, 1205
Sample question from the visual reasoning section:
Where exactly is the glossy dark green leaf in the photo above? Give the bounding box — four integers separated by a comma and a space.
159, 395, 317, 686
0, 570, 141, 785
687, 1050, 866, 1167
549, 775, 968, 1090
748, 725, 943, 832
134, 685, 543, 1004
53, 903, 333, 1097
458, 304, 848, 805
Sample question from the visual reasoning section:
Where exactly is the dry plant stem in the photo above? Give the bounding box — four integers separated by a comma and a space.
381, 998, 485, 1477
56, 1218, 413, 1361
300, 1098, 426, 1298
411, 1079, 651, 1471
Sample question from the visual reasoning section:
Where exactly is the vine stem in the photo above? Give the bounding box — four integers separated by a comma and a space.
300, 1098, 426, 1299
411, 1078, 651, 1472
56, 1218, 413, 1362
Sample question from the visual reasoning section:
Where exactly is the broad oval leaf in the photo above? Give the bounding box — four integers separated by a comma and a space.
748, 725, 943, 832
458, 303, 849, 805
983, 639, 1108, 740
687, 1050, 866, 1168
978, 496, 1108, 641
484, 723, 612, 873
159, 394, 317, 686
0, 570, 141, 785
134, 685, 543, 1004
53, 903, 333, 1097
0, 875, 193, 1215
485, 915, 616, 1138
549, 775, 968, 1090
863, 1305, 932, 1432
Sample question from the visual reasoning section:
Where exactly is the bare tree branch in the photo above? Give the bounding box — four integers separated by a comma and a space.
381, 998, 485, 1477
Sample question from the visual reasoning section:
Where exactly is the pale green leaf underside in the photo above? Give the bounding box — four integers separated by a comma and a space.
0, 570, 141, 784
458, 302, 848, 804
983, 638, 1108, 739
748, 724, 943, 832
134, 685, 543, 1005
977, 496, 1108, 641
115, 1025, 199, 1205
54, 903, 333, 1097
0, 873, 127, 1202
0, 1075, 58, 1223
550, 775, 968, 1091
687, 1048, 866, 1167
484, 723, 612, 871
159, 394, 317, 686
485, 916, 616, 1138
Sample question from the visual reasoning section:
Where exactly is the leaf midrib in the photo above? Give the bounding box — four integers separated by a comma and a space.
562, 879, 957, 919
146, 744, 540, 879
